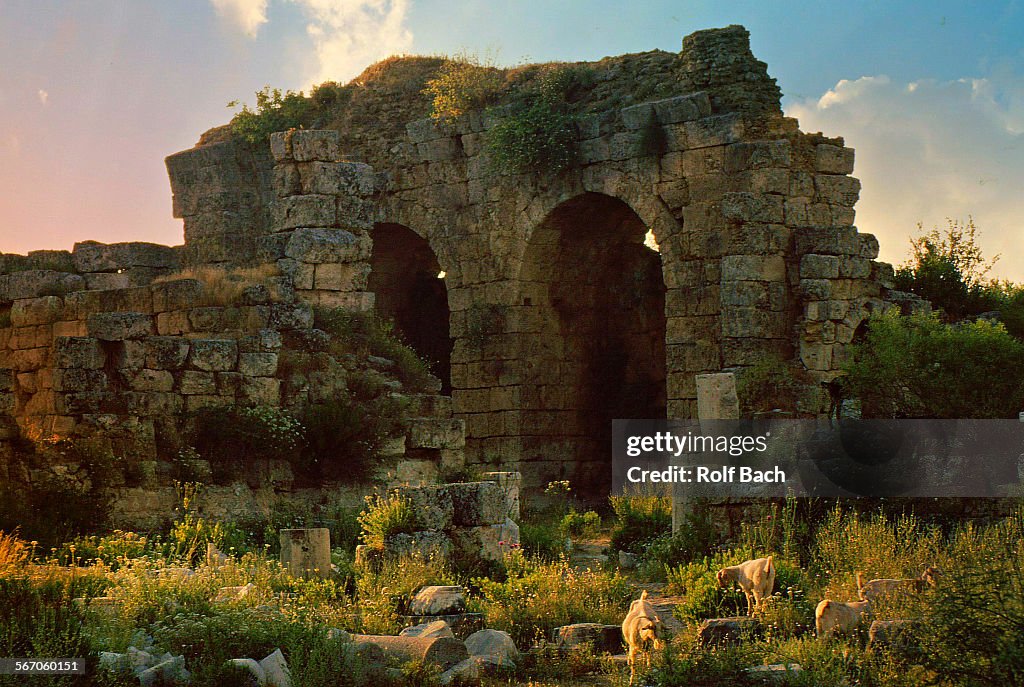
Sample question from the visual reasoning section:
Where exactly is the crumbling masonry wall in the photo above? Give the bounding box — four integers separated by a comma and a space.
2, 25, 904, 502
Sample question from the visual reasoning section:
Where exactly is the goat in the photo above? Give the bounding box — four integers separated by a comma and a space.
856, 566, 941, 602
716, 556, 776, 616
622, 590, 667, 684
815, 598, 871, 638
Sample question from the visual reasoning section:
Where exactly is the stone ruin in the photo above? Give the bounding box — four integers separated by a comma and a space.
0, 25, 921, 521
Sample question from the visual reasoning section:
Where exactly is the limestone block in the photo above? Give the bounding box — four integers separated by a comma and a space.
384, 531, 453, 560
290, 130, 340, 162
239, 329, 283, 353
684, 113, 744, 148
269, 131, 292, 161
652, 92, 712, 123
482, 471, 521, 520
151, 279, 203, 312
189, 307, 225, 332
52, 320, 87, 338
72, 241, 179, 272
144, 337, 190, 369
696, 372, 740, 420
268, 303, 314, 330
399, 484, 454, 530
0, 270, 84, 302
722, 192, 784, 224
180, 370, 217, 395
86, 312, 153, 341
84, 273, 130, 291
410, 586, 466, 616
217, 371, 244, 396
311, 290, 375, 311
799, 279, 832, 300
53, 368, 108, 392
872, 262, 896, 289
351, 635, 468, 672
464, 629, 519, 665
555, 624, 623, 654
447, 482, 507, 526
724, 140, 791, 172
696, 617, 761, 647
188, 339, 238, 372
11, 296, 63, 327
126, 391, 184, 416
816, 144, 856, 175
814, 174, 861, 206
799, 254, 841, 279
258, 649, 291, 687
280, 528, 331, 579
274, 163, 302, 197
858, 233, 880, 259
185, 394, 232, 412
238, 352, 278, 376
800, 340, 833, 371
313, 262, 370, 291
241, 377, 280, 405
271, 195, 337, 230
721, 255, 786, 282
284, 227, 368, 263
401, 620, 456, 639
838, 257, 872, 279
407, 418, 466, 450
450, 523, 508, 562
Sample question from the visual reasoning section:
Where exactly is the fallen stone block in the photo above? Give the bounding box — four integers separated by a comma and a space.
399, 613, 484, 639
439, 655, 511, 685
409, 585, 466, 616
398, 484, 454, 530
696, 617, 761, 647
259, 649, 290, 687
448, 481, 506, 526
351, 635, 468, 671
227, 658, 265, 686
400, 620, 456, 639
555, 623, 623, 654
279, 528, 331, 579
464, 629, 518, 666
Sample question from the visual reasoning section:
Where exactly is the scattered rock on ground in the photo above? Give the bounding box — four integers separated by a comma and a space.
697, 617, 761, 647
401, 620, 456, 639
464, 629, 519, 667
409, 585, 466, 615
555, 623, 624, 654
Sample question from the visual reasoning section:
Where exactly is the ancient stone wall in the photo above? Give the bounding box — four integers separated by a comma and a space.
3, 25, 910, 505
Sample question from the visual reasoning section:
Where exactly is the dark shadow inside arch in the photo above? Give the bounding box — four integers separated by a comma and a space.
517, 193, 667, 495
369, 223, 452, 394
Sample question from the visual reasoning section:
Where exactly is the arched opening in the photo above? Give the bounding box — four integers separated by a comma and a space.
368, 223, 452, 393
516, 193, 667, 495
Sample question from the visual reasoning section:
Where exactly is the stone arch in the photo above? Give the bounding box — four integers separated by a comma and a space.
368, 222, 453, 393
513, 192, 667, 493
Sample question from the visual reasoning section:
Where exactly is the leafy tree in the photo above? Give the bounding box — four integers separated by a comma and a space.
844, 311, 1024, 418
893, 217, 1002, 319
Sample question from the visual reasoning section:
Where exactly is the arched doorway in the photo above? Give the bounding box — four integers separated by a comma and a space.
368, 223, 452, 393
516, 193, 667, 494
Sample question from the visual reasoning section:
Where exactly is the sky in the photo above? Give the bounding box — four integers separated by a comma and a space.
1, 1, 1022, 278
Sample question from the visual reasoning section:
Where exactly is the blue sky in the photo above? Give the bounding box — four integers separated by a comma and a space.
1, 1, 1022, 277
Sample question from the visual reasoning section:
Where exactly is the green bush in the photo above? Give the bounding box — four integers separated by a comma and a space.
610, 494, 672, 555
228, 86, 312, 145
299, 397, 405, 483
844, 311, 1024, 418
736, 355, 810, 415
357, 493, 415, 549
469, 550, 633, 647
518, 518, 567, 560
560, 509, 601, 539
423, 53, 504, 119
354, 554, 453, 635
638, 504, 718, 580
189, 406, 305, 482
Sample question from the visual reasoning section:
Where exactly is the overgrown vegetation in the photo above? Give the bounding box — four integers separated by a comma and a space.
228, 86, 313, 145
844, 311, 1024, 418
423, 53, 504, 119
152, 264, 282, 306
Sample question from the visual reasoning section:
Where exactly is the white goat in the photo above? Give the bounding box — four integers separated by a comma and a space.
716, 556, 776, 615
857, 566, 940, 602
622, 590, 667, 683
815, 598, 871, 638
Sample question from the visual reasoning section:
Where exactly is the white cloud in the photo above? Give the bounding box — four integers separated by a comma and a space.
289, 0, 414, 86
37, 89, 48, 106
210, 0, 269, 37
787, 73, 1024, 280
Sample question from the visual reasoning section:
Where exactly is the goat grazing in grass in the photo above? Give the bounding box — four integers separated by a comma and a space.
622, 590, 667, 684
716, 556, 776, 616
815, 598, 871, 638
857, 566, 941, 602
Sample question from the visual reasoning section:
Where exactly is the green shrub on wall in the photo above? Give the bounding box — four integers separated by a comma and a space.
228, 86, 312, 145
423, 53, 504, 119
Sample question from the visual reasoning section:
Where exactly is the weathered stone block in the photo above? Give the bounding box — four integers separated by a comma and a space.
143, 337, 190, 369
696, 617, 761, 647
696, 372, 740, 420
151, 279, 203, 312
238, 352, 278, 376
238, 329, 283, 352
86, 312, 153, 340
652, 92, 712, 123
838, 257, 872, 279
188, 339, 238, 372
816, 144, 855, 174
0, 271, 84, 302
858, 233, 880, 259
721, 255, 786, 282
72, 241, 178, 272
280, 528, 332, 579
53, 368, 108, 392
156, 311, 190, 336
384, 531, 453, 560
399, 484, 455, 531
290, 130, 341, 162
11, 296, 63, 327
722, 192, 784, 223
240, 376, 280, 405
814, 174, 861, 206
314, 262, 370, 291
800, 254, 841, 279
128, 369, 175, 392
180, 370, 217, 395
271, 195, 337, 230
555, 623, 623, 654
284, 227, 368, 263
724, 140, 791, 172
269, 303, 313, 330
407, 418, 466, 449
410, 586, 465, 616
447, 482, 507, 526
